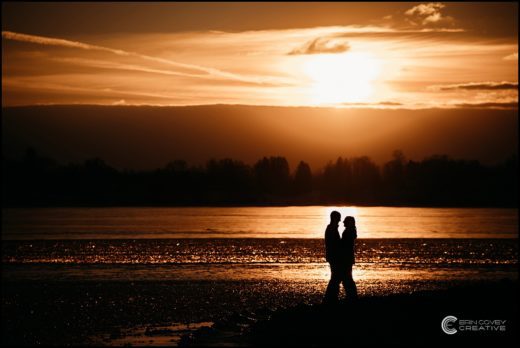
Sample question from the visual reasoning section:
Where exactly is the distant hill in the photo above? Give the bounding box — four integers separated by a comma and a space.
2, 105, 518, 170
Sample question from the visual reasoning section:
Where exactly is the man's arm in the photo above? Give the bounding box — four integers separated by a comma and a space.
324, 226, 337, 262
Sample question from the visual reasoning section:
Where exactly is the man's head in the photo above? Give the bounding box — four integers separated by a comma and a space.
330, 211, 341, 224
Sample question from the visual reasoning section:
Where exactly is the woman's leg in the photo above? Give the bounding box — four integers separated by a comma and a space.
344, 264, 358, 300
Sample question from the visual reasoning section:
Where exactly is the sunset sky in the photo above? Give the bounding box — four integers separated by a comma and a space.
2, 2, 518, 109
1, 2, 518, 169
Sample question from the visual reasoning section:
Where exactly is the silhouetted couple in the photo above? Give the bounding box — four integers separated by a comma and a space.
323, 211, 358, 304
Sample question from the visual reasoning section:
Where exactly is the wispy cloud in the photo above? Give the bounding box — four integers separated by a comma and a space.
286, 24, 465, 56
50, 57, 289, 87
3, 77, 183, 100
503, 52, 518, 61
432, 81, 518, 91
51, 57, 212, 79
342, 101, 403, 106
2, 31, 122, 52
1, 30, 284, 85
405, 3, 454, 26
288, 37, 350, 55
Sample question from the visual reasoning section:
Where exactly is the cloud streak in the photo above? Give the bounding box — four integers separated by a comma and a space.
288, 37, 350, 55
3, 77, 197, 101
453, 102, 518, 109
50, 57, 288, 87
1, 31, 284, 86
342, 101, 403, 107
503, 52, 518, 61
433, 81, 518, 91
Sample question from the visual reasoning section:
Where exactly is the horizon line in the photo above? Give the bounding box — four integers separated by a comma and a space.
2, 102, 518, 111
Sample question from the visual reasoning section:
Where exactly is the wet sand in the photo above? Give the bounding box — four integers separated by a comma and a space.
1, 279, 325, 346
187, 280, 519, 347
1, 279, 517, 346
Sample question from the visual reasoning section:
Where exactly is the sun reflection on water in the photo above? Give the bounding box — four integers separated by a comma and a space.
4, 206, 517, 240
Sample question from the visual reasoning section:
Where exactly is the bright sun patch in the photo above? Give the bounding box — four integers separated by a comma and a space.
303, 52, 381, 105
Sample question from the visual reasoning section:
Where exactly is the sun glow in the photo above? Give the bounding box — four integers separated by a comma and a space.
322, 206, 359, 228
303, 52, 382, 105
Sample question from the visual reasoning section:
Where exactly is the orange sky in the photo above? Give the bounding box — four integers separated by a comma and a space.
2, 2, 518, 109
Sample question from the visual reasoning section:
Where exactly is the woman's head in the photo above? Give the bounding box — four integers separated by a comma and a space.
343, 216, 356, 228
343, 216, 357, 238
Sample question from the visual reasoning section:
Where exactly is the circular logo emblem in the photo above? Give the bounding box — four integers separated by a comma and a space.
441, 316, 458, 335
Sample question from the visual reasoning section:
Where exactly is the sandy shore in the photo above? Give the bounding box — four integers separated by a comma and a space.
1, 279, 323, 346
2, 279, 517, 346
184, 280, 518, 347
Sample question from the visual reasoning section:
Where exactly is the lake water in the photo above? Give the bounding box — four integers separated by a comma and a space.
2, 206, 518, 239
2, 206, 518, 345
2, 206, 517, 284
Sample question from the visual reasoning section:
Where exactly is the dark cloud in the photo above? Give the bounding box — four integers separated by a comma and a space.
454, 102, 518, 109
436, 82, 518, 91
376, 101, 403, 106
342, 101, 403, 106
313, 28, 467, 46
288, 37, 350, 55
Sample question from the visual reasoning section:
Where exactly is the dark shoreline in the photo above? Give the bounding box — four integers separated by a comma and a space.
2, 279, 518, 347
185, 280, 519, 347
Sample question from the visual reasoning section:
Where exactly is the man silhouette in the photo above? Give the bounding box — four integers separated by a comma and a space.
323, 210, 343, 304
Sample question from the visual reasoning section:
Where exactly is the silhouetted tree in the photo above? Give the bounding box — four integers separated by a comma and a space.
165, 160, 188, 172
319, 157, 353, 201
382, 150, 407, 203
1, 147, 517, 207
254, 156, 290, 196
206, 158, 254, 203
350, 156, 381, 203
293, 161, 312, 195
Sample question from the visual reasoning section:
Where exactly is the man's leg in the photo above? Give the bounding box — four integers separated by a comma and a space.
323, 263, 341, 303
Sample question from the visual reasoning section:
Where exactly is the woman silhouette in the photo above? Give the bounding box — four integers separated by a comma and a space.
341, 216, 358, 300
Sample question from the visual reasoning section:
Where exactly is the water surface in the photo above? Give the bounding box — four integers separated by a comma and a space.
2, 206, 518, 239
3, 206, 517, 288
2, 207, 517, 346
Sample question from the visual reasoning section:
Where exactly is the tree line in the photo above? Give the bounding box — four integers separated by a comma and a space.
2, 149, 517, 207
